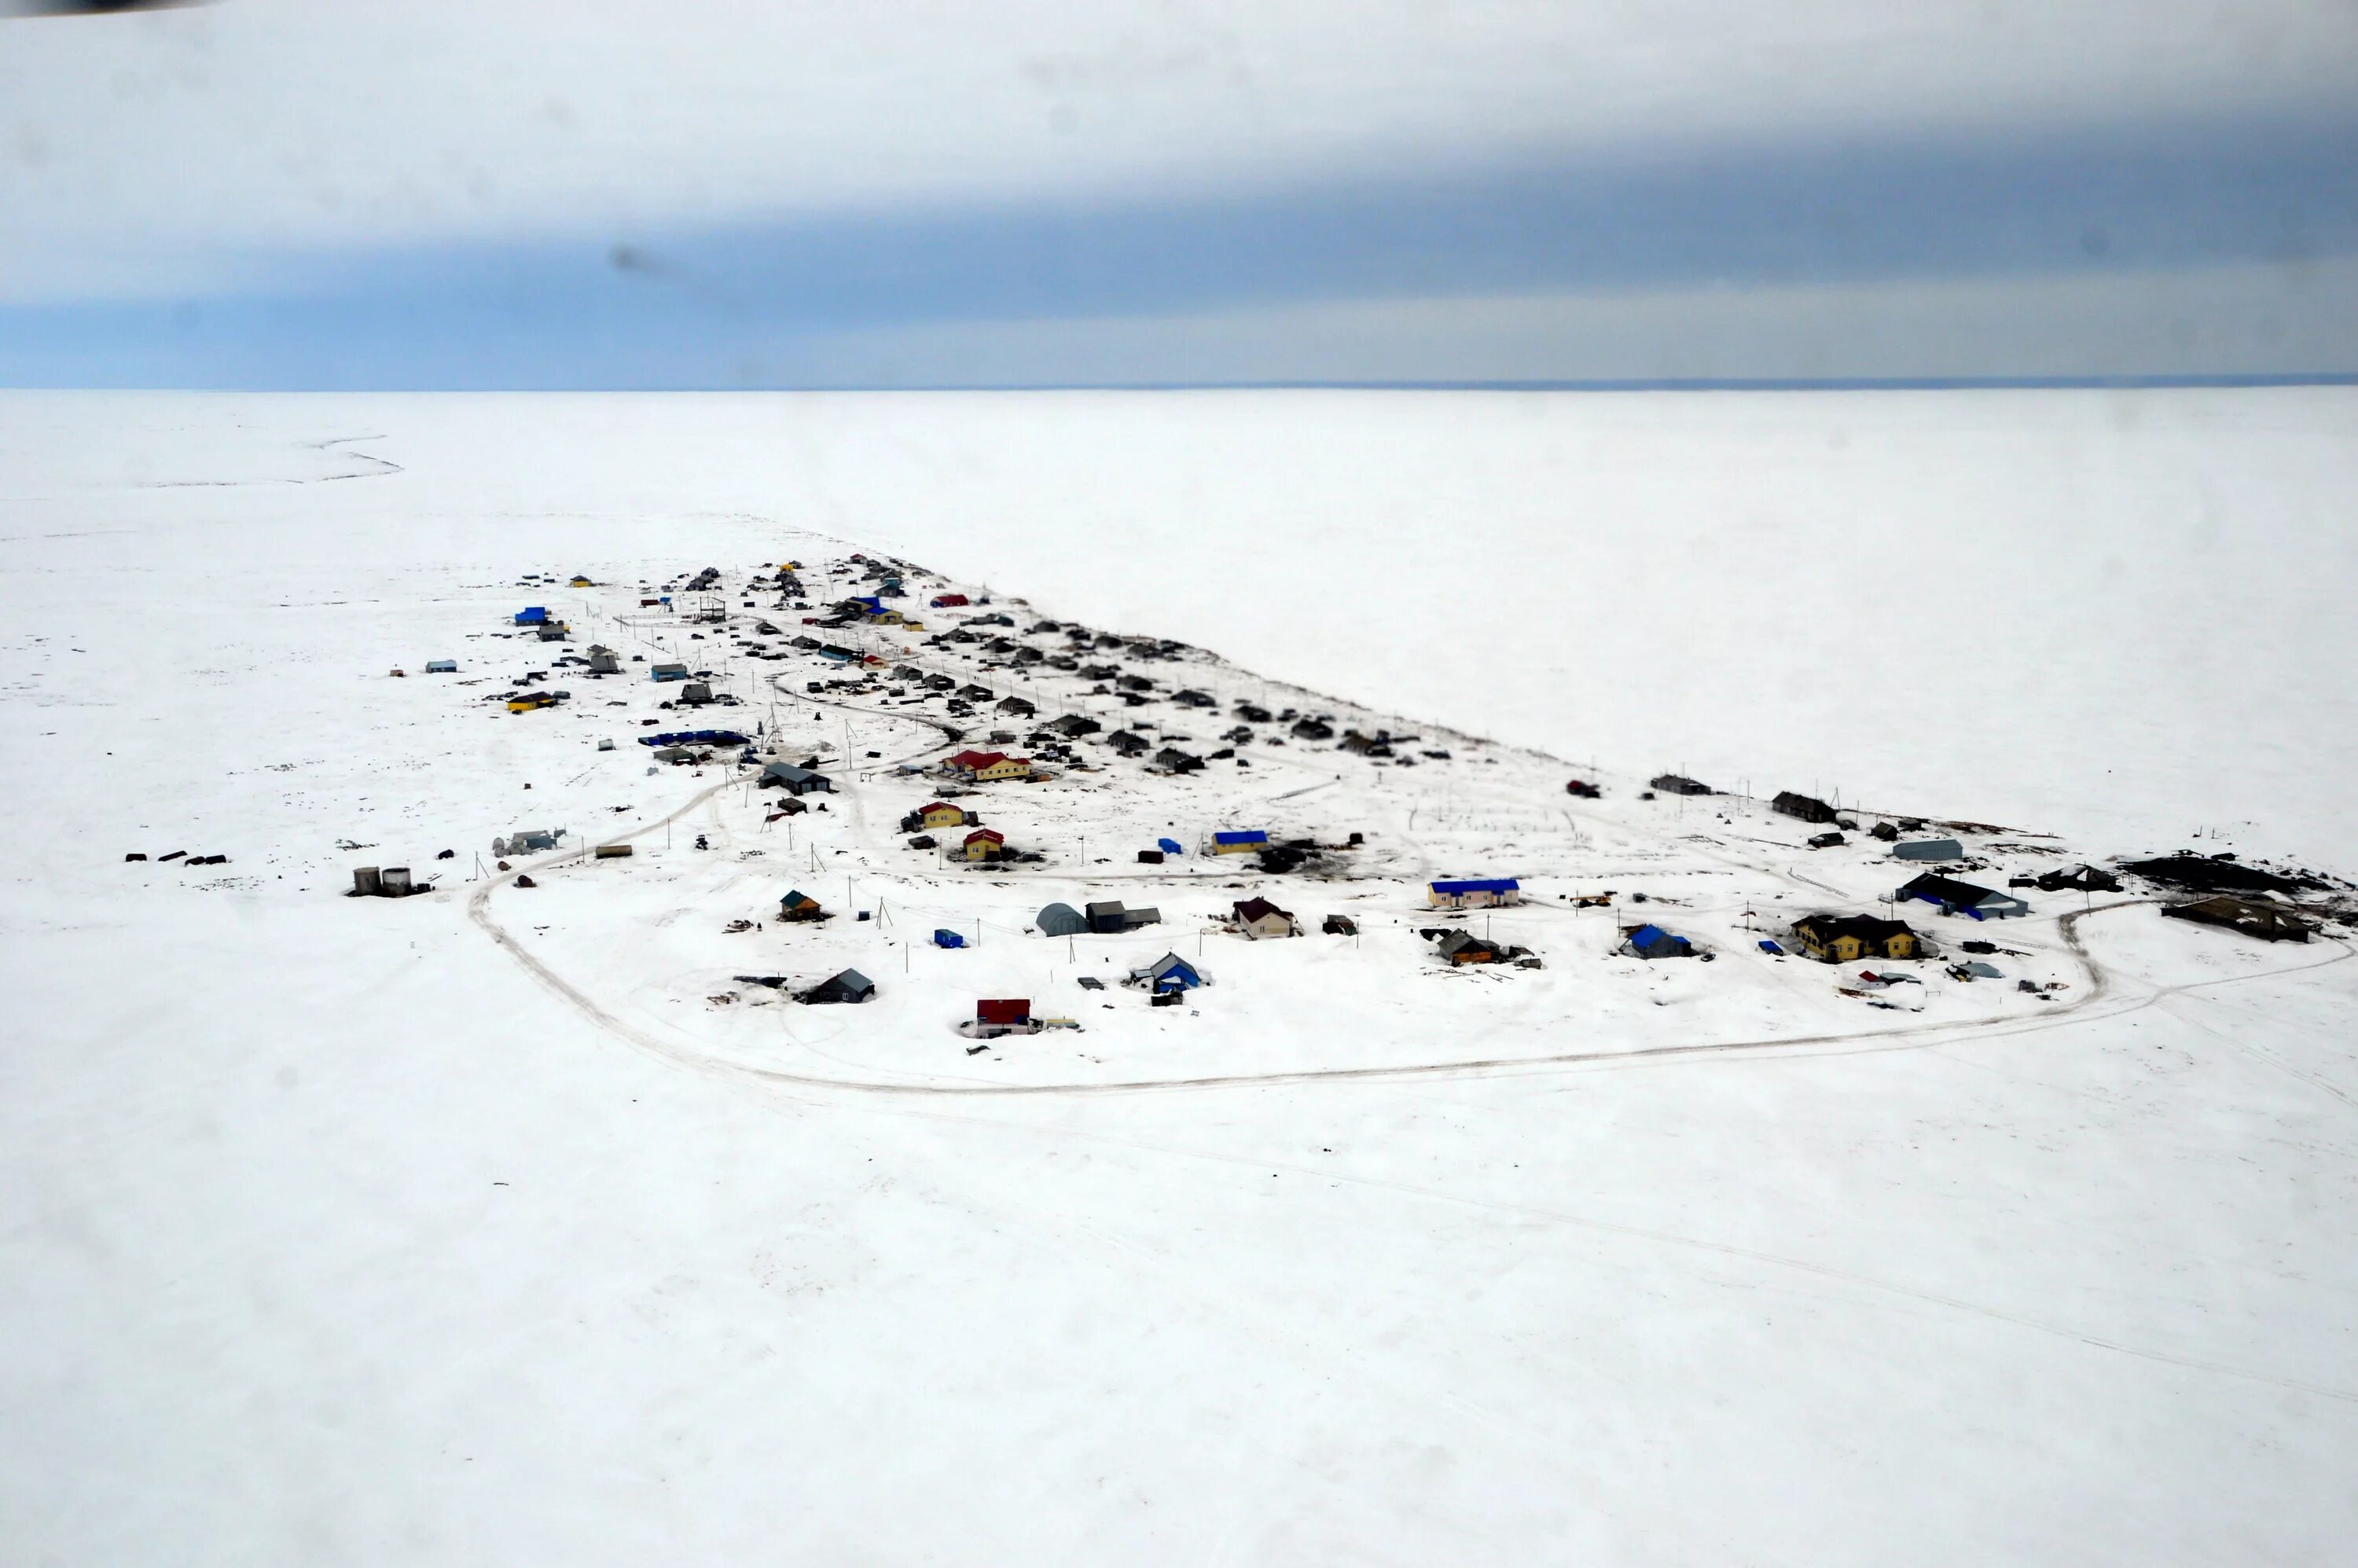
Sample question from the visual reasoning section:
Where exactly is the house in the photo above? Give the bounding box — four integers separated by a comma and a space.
946, 750, 1031, 782
929, 593, 969, 608
569, 575, 593, 587
777, 889, 826, 920
1154, 748, 1205, 773
2035, 865, 2122, 893
1650, 773, 1713, 796
1107, 730, 1151, 756
1211, 830, 1269, 856
2163, 896, 2314, 943
1086, 900, 1162, 935
1623, 923, 1695, 959
1428, 877, 1521, 909
678, 682, 714, 706
962, 997, 1035, 1039
651, 663, 690, 682
1894, 873, 2029, 920
1291, 718, 1334, 740
957, 684, 994, 702
1791, 913, 1921, 964
534, 622, 570, 641
913, 802, 968, 830
960, 828, 1008, 861
1773, 791, 1838, 824
1893, 838, 1965, 861
801, 968, 876, 1005
1050, 714, 1101, 737
1171, 689, 1217, 708
514, 606, 548, 625
424, 658, 457, 674
1038, 902, 1087, 937
508, 692, 560, 713
1434, 931, 1511, 965
1808, 831, 1846, 850
1231, 898, 1300, 939
587, 648, 621, 674
1323, 914, 1358, 936
763, 762, 835, 795
1126, 953, 1207, 993
997, 696, 1036, 718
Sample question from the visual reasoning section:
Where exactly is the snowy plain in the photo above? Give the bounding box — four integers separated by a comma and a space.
4, 389, 2356, 1566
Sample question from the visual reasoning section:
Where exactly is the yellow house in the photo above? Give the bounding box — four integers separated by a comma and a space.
569, 575, 593, 587
508, 692, 558, 713
919, 802, 968, 830
962, 828, 1007, 861
949, 750, 1031, 783
1791, 914, 1919, 964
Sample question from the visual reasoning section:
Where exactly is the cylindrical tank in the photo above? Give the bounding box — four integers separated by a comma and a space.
380, 867, 413, 896
352, 866, 382, 896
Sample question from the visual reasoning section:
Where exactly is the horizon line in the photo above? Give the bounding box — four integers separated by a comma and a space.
7, 373, 2356, 395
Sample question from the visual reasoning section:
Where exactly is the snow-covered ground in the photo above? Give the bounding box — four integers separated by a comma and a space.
5, 391, 2356, 1566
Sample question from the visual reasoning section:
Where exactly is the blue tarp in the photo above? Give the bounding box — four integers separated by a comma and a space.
638, 729, 747, 747
1431, 877, 1519, 896
1156, 838, 1184, 856
1758, 939, 1784, 955
513, 606, 547, 624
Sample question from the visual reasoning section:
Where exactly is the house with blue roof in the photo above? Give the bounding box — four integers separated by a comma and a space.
1427, 877, 1522, 909
1623, 923, 1695, 959
1210, 830, 1269, 856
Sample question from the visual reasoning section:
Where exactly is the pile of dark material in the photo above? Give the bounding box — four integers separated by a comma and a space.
2120, 853, 2320, 895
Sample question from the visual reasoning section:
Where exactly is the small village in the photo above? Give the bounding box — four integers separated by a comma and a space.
332, 545, 2356, 1086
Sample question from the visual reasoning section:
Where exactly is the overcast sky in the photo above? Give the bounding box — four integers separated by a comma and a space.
3, 1, 2355, 387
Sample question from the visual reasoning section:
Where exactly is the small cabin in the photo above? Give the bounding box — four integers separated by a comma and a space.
764, 762, 834, 795
1773, 791, 1838, 824
1126, 953, 1207, 993
961, 828, 1007, 861
1623, 923, 1695, 959
1210, 830, 1268, 856
1231, 898, 1300, 939
801, 968, 875, 1005
424, 659, 457, 674
650, 663, 690, 682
